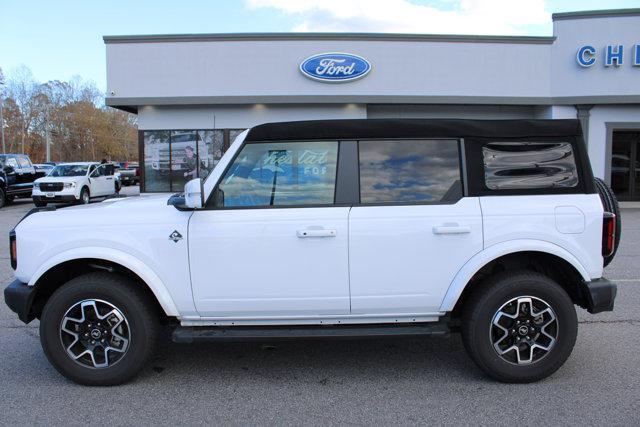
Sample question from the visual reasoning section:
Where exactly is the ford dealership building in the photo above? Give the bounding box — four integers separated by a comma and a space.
104, 8, 640, 199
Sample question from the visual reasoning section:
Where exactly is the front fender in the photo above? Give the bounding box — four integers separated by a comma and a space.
26, 246, 180, 316
439, 239, 592, 312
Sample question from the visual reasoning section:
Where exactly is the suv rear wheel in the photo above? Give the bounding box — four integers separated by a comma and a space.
461, 271, 577, 383
39, 272, 160, 385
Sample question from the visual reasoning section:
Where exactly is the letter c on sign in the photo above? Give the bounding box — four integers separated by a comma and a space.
577, 45, 596, 67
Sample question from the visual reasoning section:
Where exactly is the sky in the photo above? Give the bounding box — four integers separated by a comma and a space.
1, 0, 639, 91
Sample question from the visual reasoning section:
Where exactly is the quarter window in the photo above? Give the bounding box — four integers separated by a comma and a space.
216, 141, 338, 207
483, 142, 579, 190
358, 139, 462, 204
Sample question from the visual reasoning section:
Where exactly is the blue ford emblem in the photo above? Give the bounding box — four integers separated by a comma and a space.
300, 52, 371, 83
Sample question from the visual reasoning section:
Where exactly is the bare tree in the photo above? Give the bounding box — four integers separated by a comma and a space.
6, 65, 40, 154
1, 65, 137, 162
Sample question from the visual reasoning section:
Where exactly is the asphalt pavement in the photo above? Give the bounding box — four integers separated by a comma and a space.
0, 191, 638, 425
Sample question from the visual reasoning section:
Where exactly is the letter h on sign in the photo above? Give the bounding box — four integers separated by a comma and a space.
605, 45, 623, 67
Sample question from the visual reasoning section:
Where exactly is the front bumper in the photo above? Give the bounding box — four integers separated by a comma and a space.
32, 186, 80, 201
4, 279, 37, 323
583, 278, 617, 314
32, 195, 78, 203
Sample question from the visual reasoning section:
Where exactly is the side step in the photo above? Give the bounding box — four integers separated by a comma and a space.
172, 323, 450, 343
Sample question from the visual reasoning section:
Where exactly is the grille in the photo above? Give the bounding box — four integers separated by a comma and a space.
39, 182, 64, 192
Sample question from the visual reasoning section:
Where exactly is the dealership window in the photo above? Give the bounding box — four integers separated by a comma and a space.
215, 141, 338, 207
482, 142, 578, 190
141, 129, 244, 192
358, 139, 462, 204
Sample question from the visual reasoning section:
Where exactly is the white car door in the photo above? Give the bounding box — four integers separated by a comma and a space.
89, 164, 112, 196
348, 139, 483, 315
189, 140, 351, 318
103, 164, 116, 194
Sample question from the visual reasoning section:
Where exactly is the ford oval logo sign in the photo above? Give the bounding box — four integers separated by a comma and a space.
300, 52, 371, 83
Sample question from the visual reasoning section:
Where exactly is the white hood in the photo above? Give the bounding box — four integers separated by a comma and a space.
35, 176, 86, 184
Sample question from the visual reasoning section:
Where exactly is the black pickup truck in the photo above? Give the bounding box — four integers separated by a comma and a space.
0, 154, 38, 208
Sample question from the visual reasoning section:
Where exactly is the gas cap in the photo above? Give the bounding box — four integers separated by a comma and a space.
555, 206, 585, 234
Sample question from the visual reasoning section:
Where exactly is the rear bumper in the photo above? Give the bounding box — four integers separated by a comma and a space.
4, 279, 37, 323
583, 278, 617, 314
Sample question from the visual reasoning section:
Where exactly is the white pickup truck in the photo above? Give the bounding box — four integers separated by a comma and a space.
32, 162, 117, 206
5, 119, 619, 386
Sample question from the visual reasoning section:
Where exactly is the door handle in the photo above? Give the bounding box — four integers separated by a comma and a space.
106, 177, 114, 180
297, 229, 337, 238
432, 224, 471, 235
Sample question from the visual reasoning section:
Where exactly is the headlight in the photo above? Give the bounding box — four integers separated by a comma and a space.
33, 183, 39, 190
64, 182, 76, 189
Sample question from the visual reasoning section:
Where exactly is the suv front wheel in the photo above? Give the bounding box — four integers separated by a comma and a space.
40, 272, 159, 385
79, 187, 90, 204
461, 271, 578, 383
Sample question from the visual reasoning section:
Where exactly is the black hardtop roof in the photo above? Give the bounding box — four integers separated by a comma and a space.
245, 119, 583, 142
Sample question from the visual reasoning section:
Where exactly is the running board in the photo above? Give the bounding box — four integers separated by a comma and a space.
172, 323, 450, 343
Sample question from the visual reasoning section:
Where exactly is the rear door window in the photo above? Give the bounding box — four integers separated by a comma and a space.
358, 139, 462, 204
482, 142, 578, 190
16, 155, 32, 169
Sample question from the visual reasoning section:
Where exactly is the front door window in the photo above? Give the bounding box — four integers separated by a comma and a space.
215, 141, 339, 207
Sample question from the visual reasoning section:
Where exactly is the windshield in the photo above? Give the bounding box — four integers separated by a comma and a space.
49, 164, 89, 177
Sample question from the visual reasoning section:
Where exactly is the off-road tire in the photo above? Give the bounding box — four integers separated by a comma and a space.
40, 272, 160, 386
461, 271, 578, 383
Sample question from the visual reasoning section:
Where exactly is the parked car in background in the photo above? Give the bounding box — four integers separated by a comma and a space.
33, 163, 55, 178
0, 154, 38, 208
116, 161, 139, 186
32, 162, 118, 206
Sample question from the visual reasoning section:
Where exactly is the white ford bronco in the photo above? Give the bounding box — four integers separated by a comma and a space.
4, 119, 619, 386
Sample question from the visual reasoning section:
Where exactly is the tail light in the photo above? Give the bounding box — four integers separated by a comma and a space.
602, 212, 616, 258
9, 229, 17, 270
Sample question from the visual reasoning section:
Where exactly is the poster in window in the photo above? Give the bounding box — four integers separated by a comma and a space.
143, 131, 170, 192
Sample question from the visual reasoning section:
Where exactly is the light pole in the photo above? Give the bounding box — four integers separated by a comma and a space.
44, 104, 51, 163
0, 68, 4, 154
0, 89, 5, 154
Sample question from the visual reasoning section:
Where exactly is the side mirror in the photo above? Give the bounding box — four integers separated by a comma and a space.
3, 165, 15, 174
184, 178, 204, 209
